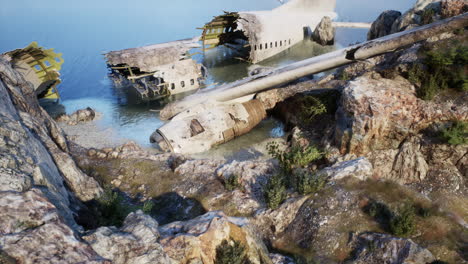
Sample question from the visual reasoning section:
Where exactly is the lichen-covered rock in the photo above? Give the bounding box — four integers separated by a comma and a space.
0, 57, 102, 203
333, 73, 467, 184
83, 210, 173, 264
368, 10, 402, 40
159, 211, 272, 264
441, 0, 468, 18
348, 232, 435, 264
321, 157, 373, 181
269, 253, 295, 264
56, 107, 96, 125
0, 189, 106, 264
313, 16, 335, 45
391, 0, 441, 33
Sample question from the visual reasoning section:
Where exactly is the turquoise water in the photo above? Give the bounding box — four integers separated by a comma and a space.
0, 0, 414, 148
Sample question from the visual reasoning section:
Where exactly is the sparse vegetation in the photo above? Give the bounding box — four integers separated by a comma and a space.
421, 8, 435, 25
215, 239, 250, 264
390, 202, 416, 237
224, 174, 241, 191
298, 91, 340, 124
86, 187, 155, 228
267, 142, 322, 175
295, 171, 327, 195
264, 174, 287, 209
440, 121, 468, 145
364, 199, 417, 237
407, 41, 467, 100
265, 141, 326, 208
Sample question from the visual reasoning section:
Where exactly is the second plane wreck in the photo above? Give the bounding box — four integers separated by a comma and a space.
105, 0, 337, 101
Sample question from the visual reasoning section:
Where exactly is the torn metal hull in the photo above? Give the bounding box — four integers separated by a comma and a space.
3, 42, 64, 100
105, 37, 207, 101
150, 99, 266, 154
200, 0, 337, 63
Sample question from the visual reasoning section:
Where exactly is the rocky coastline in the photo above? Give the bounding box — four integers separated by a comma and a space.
0, 1, 467, 263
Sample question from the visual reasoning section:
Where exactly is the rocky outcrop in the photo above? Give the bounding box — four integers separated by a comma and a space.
0, 55, 106, 262
83, 210, 173, 264
321, 157, 373, 181
312, 16, 335, 45
333, 72, 467, 183
0, 57, 102, 203
348, 232, 435, 264
368, 10, 402, 40
56, 107, 96, 125
391, 0, 441, 33
0, 189, 106, 264
159, 211, 272, 264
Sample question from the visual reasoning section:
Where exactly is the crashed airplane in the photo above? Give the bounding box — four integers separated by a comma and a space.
3, 42, 64, 100
105, 0, 337, 101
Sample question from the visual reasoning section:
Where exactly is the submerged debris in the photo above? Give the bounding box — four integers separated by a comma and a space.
105, 38, 207, 101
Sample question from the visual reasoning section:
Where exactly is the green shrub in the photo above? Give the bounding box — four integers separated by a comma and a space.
141, 200, 154, 214
93, 187, 157, 227
224, 174, 241, 191
295, 171, 327, 195
421, 8, 435, 25
407, 42, 468, 100
264, 175, 287, 209
215, 240, 249, 264
299, 96, 327, 124
440, 121, 468, 145
390, 203, 416, 237
267, 142, 323, 175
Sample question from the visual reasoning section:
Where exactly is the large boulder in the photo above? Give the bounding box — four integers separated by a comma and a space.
348, 232, 435, 264
56, 107, 96, 125
313, 16, 335, 45
159, 211, 272, 264
0, 189, 106, 264
391, 0, 441, 33
83, 210, 173, 264
368, 10, 402, 40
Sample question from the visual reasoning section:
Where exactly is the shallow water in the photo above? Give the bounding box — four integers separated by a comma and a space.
0, 0, 414, 152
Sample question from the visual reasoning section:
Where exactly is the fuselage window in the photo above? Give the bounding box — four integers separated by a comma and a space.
181, 81, 185, 88
171, 83, 175, 90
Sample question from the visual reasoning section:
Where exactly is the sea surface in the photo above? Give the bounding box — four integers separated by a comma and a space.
0, 0, 414, 153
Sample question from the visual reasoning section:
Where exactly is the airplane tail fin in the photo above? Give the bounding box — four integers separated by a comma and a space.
275, 0, 336, 12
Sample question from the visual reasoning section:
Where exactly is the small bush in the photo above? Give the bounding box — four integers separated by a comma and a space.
224, 174, 241, 191
440, 121, 468, 145
141, 200, 154, 214
96, 187, 132, 227
215, 240, 249, 264
421, 8, 435, 25
407, 42, 468, 100
295, 171, 327, 195
267, 142, 323, 175
299, 96, 327, 124
264, 175, 287, 209
390, 203, 416, 237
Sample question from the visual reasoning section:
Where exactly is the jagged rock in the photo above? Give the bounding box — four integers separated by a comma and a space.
368, 10, 402, 40
216, 160, 274, 201
269, 253, 295, 264
83, 210, 173, 264
441, 0, 468, 18
0, 189, 106, 264
333, 72, 467, 184
321, 157, 373, 181
56, 107, 96, 125
391, 0, 441, 33
0, 57, 102, 203
347, 232, 435, 264
313, 16, 335, 45
159, 211, 272, 264
334, 73, 467, 156
253, 196, 309, 241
